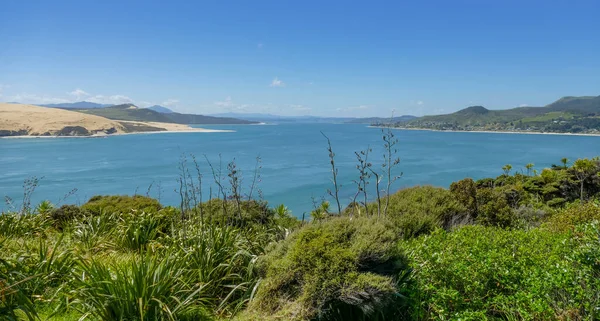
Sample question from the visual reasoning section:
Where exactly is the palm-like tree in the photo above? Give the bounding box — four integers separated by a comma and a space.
573, 158, 596, 201
525, 163, 534, 176
502, 164, 513, 176
561, 157, 569, 169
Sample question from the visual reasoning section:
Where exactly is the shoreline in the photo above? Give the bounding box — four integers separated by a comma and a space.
369, 126, 600, 137
1, 127, 234, 139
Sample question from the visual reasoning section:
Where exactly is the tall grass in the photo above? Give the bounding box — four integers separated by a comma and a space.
74, 252, 211, 321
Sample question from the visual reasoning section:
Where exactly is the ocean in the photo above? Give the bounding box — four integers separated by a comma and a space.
1, 123, 599, 216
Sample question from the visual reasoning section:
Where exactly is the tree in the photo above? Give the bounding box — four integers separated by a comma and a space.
525, 163, 534, 176
561, 157, 569, 169
573, 158, 596, 201
450, 178, 478, 219
502, 164, 512, 176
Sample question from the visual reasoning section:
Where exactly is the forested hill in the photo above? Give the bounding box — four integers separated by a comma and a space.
396, 95, 600, 134
71, 104, 258, 125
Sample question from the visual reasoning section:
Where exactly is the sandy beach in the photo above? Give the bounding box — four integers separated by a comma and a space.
0, 103, 233, 138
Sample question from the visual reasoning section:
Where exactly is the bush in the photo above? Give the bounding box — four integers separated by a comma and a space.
50, 204, 88, 230
244, 217, 410, 321
402, 225, 600, 320
377, 186, 467, 238
543, 201, 600, 232
81, 195, 162, 216
476, 188, 518, 228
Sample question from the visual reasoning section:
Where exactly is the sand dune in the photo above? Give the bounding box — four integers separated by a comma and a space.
0, 103, 232, 137
0, 103, 127, 136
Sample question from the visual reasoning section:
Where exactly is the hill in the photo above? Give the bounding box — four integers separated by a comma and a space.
74, 104, 257, 124
210, 112, 418, 124
398, 96, 600, 134
346, 115, 417, 124
0, 103, 126, 136
146, 105, 174, 113
41, 101, 112, 109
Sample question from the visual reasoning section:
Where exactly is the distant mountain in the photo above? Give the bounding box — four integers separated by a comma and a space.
209, 113, 352, 123
73, 104, 257, 125
398, 95, 600, 134
210, 112, 282, 120
146, 105, 174, 113
41, 101, 112, 109
345, 115, 417, 124
209, 113, 417, 124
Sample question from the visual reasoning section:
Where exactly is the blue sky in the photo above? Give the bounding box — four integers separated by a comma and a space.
1, 0, 599, 117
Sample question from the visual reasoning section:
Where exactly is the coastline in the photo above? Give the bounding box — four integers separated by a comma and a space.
1, 123, 234, 139
369, 126, 600, 137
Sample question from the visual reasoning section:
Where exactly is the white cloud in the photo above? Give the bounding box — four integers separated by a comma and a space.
7, 88, 177, 109
161, 99, 179, 107
336, 105, 371, 112
270, 77, 285, 87
417, 100, 424, 105
257, 43, 264, 49
8, 93, 68, 104
410, 100, 425, 106
290, 104, 311, 112
88, 94, 133, 105
519, 104, 528, 107
68, 88, 90, 99
215, 96, 234, 108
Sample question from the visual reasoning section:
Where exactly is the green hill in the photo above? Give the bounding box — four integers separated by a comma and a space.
398, 96, 600, 134
71, 104, 258, 125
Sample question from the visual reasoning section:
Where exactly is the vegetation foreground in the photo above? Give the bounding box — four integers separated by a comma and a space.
2, 150, 600, 320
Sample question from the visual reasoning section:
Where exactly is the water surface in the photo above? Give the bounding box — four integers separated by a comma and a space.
1, 124, 598, 216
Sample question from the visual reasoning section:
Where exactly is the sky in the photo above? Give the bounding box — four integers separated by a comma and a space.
1, 0, 599, 117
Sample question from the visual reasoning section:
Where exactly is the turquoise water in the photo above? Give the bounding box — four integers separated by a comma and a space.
1, 124, 599, 216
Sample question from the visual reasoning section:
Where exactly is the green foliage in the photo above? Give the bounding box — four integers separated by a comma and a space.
81, 195, 162, 216
0, 212, 51, 238
378, 186, 467, 238
476, 188, 518, 228
403, 225, 600, 320
0, 239, 39, 320
543, 201, 600, 232
246, 217, 410, 321
450, 178, 478, 219
118, 211, 170, 251
49, 205, 88, 230
74, 252, 211, 321
199, 199, 299, 235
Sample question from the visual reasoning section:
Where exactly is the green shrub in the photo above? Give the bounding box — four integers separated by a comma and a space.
450, 178, 478, 219
50, 204, 88, 230
543, 201, 600, 232
375, 186, 467, 238
476, 188, 518, 228
244, 217, 410, 321
81, 195, 162, 216
402, 225, 600, 320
